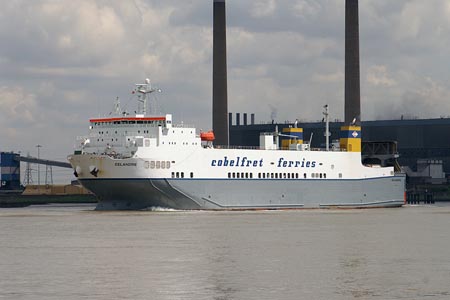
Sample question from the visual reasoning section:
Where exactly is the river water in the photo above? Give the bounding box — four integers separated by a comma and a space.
1, 204, 450, 300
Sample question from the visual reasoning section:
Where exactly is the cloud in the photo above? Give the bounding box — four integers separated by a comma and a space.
366, 65, 396, 87
293, 0, 322, 18
0, 86, 37, 125
251, 0, 277, 18
312, 71, 344, 83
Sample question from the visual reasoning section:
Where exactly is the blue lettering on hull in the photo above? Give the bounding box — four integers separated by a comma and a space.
211, 157, 317, 168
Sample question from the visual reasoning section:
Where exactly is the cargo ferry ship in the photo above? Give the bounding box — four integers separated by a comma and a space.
68, 79, 405, 210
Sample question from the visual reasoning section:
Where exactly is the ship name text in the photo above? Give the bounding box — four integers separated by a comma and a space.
115, 162, 137, 167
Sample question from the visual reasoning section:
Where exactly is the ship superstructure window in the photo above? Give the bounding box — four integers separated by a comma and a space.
339, 173, 343, 178
304, 173, 307, 179
190, 172, 194, 178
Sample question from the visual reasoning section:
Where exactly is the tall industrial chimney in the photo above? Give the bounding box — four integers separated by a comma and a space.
345, 0, 360, 125
213, 0, 229, 145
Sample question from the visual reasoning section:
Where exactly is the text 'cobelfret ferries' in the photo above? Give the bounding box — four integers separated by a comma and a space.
211, 157, 317, 168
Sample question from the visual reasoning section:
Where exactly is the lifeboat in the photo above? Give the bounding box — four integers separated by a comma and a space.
200, 131, 215, 141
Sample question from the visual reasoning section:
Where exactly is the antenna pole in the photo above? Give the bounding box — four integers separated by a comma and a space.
323, 105, 330, 151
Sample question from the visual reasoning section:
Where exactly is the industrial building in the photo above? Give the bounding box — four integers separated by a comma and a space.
0, 152, 21, 190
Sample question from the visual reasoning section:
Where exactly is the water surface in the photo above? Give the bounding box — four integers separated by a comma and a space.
1, 204, 450, 299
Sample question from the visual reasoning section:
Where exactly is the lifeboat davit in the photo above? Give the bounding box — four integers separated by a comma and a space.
200, 131, 215, 142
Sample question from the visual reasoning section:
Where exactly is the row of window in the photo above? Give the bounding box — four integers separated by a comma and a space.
96, 130, 151, 135
162, 142, 199, 146
92, 120, 164, 126
226, 172, 343, 179
165, 171, 343, 179
171, 172, 195, 178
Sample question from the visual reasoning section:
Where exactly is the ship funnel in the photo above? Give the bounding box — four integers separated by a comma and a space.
212, 0, 229, 146
345, 0, 360, 125
341, 0, 361, 152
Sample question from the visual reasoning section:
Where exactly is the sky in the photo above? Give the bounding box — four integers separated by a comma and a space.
1, 0, 450, 182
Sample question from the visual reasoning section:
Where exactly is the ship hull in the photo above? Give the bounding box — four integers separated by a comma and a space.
79, 175, 405, 210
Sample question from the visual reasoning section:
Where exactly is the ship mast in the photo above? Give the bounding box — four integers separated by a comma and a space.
323, 104, 330, 151
135, 78, 160, 115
